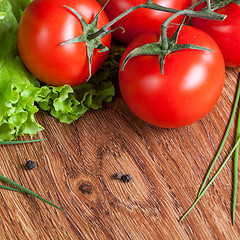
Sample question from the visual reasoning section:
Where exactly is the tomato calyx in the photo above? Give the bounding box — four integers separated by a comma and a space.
59, 3, 117, 81
121, 20, 212, 74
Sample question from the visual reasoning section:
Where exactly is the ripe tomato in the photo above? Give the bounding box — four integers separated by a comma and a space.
119, 25, 225, 128
97, 0, 192, 44
191, 2, 240, 68
17, 0, 111, 86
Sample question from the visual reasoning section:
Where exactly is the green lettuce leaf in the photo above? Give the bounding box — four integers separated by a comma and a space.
8, 0, 33, 22
0, 0, 117, 141
37, 80, 115, 124
0, 0, 42, 141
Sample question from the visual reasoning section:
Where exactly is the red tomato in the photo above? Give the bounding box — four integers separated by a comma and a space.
119, 26, 225, 128
97, 0, 192, 44
191, 2, 240, 68
17, 0, 111, 86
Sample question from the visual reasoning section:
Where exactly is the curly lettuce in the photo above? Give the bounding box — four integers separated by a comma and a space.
0, 0, 120, 141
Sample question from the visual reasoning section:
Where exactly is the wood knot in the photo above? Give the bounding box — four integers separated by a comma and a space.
79, 182, 94, 195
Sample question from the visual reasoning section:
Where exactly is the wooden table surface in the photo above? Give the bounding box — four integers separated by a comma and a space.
0, 66, 240, 240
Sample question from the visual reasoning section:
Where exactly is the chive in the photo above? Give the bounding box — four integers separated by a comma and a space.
180, 137, 240, 222
198, 78, 240, 196
181, 76, 240, 222
0, 139, 46, 145
0, 174, 63, 211
232, 107, 240, 224
0, 185, 24, 192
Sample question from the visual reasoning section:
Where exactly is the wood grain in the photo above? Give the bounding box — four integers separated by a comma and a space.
0, 68, 240, 240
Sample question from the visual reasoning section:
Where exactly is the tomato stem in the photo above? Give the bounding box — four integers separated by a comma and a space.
91, 0, 226, 40
160, 10, 189, 50
160, 0, 226, 51
206, 0, 212, 10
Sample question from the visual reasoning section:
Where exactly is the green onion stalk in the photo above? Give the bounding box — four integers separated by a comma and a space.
0, 174, 63, 211
180, 75, 240, 222
0, 139, 46, 145
233, 97, 240, 224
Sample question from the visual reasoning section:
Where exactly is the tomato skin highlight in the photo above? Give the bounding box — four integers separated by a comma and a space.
191, 2, 240, 68
98, 0, 192, 44
119, 26, 225, 128
17, 0, 111, 86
